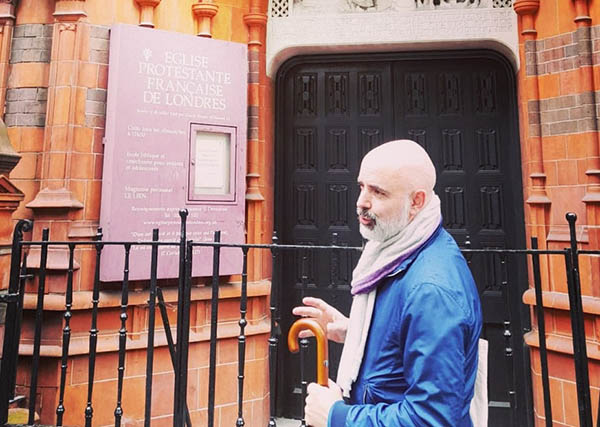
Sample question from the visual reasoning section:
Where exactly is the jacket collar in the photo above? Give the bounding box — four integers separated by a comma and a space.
387, 223, 443, 277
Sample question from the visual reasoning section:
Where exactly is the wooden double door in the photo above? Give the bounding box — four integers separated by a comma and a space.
275, 51, 531, 426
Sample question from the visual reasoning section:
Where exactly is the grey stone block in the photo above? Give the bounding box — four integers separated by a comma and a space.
18, 88, 38, 101
90, 25, 110, 40
39, 50, 51, 63
12, 25, 25, 38
525, 65, 536, 76
21, 49, 43, 62
578, 118, 597, 132
11, 37, 32, 50
43, 24, 54, 38
577, 92, 595, 105
90, 50, 109, 64
565, 44, 578, 58
85, 100, 106, 115
4, 113, 17, 127
87, 88, 107, 102
549, 120, 578, 135
558, 95, 576, 109
524, 40, 536, 53
529, 124, 540, 137
90, 37, 109, 52
30, 37, 52, 50
9, 49, 23, 64
528, 100, 540, 113
37, 89, 48, 102
24, 24, 44, 37
24, 101, 47, 114
18, 113, 46, 127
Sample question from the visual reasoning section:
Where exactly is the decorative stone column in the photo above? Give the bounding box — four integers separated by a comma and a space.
192, 0, 218, 38
244, 0, 267, 279
0, 117, 23, 246
514, 0, 550, 252
574, 0, 600, 276
25, 0, 87, 270
134, 0, 161, 28
0, 0, 15, 112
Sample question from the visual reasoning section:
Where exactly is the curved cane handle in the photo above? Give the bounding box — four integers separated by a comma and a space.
287, 318, 329, 386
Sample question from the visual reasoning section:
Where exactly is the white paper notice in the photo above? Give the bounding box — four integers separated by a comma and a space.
194, 131, 230, 195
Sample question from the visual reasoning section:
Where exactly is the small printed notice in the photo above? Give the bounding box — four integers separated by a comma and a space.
99, 24, 247, 281
194, 131, 230, 194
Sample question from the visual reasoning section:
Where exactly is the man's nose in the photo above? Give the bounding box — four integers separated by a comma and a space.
356, 190, 370, 210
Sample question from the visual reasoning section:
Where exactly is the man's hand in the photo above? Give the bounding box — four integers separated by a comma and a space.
305, 379, 343, 427
292, 297, 349, 343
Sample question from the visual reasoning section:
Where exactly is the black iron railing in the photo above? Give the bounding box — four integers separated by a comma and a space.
0, 211, 596, 426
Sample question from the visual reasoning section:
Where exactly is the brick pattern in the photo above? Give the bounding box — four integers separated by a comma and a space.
528, 92, 598, 137
10, 24, 53, 64
89, 25, 109, 65
85, 88, 106, 129
4, 88, 48, 127
525, 26, 598, 76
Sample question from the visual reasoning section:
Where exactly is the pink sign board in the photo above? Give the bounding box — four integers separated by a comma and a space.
100, 24, 247, 282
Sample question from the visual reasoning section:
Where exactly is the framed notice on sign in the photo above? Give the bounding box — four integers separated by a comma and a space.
188, 124, 237, 202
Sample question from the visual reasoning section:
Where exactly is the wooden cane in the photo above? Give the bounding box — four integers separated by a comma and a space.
287, 318, 329, 386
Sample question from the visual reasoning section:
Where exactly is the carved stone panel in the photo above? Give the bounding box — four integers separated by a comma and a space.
480, 185, 503, 229
359, 127, 383, 158
443, 186, 466, 229
295, 184, 316, 226
358, 72, 381, 115
295, 127, 317, 170
294, 73, 317, 116
408, 128, 427, 150
328, 184, 349, 226
326, 72, 349, 115
405, 73, 427, 115
442, 128, 463, 170
475, 71, 497, 113
477, 128, 499, 170
327, 128, 349, 171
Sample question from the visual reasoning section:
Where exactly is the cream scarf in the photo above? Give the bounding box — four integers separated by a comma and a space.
336, 194, 442, 397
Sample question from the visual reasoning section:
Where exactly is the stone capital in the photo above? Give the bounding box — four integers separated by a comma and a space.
243, 12, 267, 29
192, 2, 218, 18
513, 0, 539, 16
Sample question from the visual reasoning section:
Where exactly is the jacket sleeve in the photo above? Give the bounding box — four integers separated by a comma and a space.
328, 283, 472, 427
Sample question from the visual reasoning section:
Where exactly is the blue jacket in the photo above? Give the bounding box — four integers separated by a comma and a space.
329, 226, 482, 426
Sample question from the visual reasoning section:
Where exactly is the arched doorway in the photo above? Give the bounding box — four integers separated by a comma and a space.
274, 50, 530, 426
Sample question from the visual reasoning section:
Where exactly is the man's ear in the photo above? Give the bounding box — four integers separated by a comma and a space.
411, 190, 427, 211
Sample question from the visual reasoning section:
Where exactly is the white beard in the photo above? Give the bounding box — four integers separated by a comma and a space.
358, 198, 412, 242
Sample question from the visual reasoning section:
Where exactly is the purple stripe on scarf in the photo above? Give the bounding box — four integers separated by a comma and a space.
351, 248, 418, 295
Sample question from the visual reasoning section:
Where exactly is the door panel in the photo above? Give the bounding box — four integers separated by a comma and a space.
276, 51, 530, 426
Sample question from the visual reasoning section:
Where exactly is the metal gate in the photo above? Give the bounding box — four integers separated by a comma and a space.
0, 212, 596, 426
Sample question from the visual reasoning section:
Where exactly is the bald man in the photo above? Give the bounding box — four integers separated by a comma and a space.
293, 140, 482, 426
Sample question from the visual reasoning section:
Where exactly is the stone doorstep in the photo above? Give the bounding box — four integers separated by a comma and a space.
276, 417, 302, 426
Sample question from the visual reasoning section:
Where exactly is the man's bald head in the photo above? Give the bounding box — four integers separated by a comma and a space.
361, 140, 436, 196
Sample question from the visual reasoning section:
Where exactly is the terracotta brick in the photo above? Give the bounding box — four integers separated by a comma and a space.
85, 179, 102, 221
8, 62, 50, 87
19, 127, 45, 152
539, 74, 560, 99
98, 64, 109, 88
543, 161, 558, 187
51, 87, 72, 126
74, 87, 87, 126
559, 70, 580, 95
94, 153, 103, 180
79, 62, 99, 88
71, 152, 94, 179
49, 126, 68, 152
542, 136, 567, 161
557, 159, 578, 185
214, 362, 237, 405
10, 151, 38, 179
577, 159, 588, 185
73, 126, 94, 153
